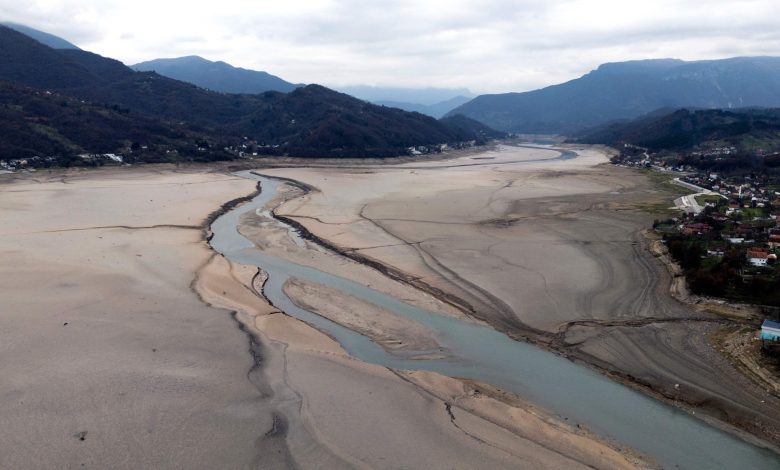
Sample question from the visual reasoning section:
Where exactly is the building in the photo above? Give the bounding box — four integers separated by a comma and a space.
682, 223, 712, 235
761, 319, 780, 341
769, 229, 780, 249
747, 247, 769, 267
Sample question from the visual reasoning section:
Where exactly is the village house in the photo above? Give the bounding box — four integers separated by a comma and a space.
746, 247, 770, 267
682, 223, 712, 235
727, 201, 741, 214
769, 229, 780, 249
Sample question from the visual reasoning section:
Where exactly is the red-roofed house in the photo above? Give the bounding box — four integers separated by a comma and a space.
747, 247, 770, 267
682, 223, 712, 235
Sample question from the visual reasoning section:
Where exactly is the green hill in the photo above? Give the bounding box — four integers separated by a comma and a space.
0, 25, 498, 160
576, 108, 780, 153
0, 81, 226, 164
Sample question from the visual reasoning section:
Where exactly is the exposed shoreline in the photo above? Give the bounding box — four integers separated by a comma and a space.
645, 230, 780, 398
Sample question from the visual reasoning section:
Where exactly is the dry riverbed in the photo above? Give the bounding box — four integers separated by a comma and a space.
5, 141, 779, 468
0, 164, 642, 469
259, 144, 780, 448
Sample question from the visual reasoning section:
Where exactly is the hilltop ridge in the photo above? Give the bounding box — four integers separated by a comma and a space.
448, 57, 780, 134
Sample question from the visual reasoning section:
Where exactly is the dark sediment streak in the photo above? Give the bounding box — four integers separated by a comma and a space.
196, 181, 300, 466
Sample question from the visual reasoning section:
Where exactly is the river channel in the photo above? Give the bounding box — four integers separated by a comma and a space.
209, 170, 780, 469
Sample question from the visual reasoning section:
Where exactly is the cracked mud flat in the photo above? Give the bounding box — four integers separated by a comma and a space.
0, 165, 640, 469
261, 144, 780, 448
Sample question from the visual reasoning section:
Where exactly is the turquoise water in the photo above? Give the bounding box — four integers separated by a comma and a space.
210, 171, 780, 469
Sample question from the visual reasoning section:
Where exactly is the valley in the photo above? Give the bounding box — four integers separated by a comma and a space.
2, 9, 780, 469
3, 143, 780, 468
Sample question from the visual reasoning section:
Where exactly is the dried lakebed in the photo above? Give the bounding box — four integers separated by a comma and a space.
209, 169, 780, 470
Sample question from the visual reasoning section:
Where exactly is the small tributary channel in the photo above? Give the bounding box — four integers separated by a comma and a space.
210, 170, 780, 469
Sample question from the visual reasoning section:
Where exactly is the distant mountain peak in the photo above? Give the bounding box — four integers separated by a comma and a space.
1, 22, 80, 50
174, 55, 210, 63
594, 58, 684, 74
375, 95, 474, 118
131, 56, 300, 94
448, 56, 780, 134
337, 85, 474, 106
335, 86, 475, 118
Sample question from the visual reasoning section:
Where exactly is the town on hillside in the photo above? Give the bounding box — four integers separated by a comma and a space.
615, 146, 780, 304
613, 147, 780, 367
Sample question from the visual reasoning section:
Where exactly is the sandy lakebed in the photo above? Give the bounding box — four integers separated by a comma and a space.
0, 162, 638, 469
257, 144, 780, 442
1, 143, 779, 469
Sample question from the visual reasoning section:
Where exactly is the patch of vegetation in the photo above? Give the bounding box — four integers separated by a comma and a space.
640, 169, 691, 197
695, 194, 722, 206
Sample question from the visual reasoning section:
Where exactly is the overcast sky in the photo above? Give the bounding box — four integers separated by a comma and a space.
2, 0, 779, 94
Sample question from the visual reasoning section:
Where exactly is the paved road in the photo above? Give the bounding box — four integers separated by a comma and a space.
672, 178, 725, 215
675, 193, 706, 214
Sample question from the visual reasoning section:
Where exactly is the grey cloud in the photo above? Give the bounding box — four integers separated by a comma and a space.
2, 0, 779, 93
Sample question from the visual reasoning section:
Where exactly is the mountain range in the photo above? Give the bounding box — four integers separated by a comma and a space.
131, 56, 300, 94
5, 23, 473, 115
6, 20, 780, 163
336, 85, 474, 105
336, 86, 475, 117
373, 96, 473, 119
448, 57, 780, 134
0, 24, 498, 161
127, 61, 475, 117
